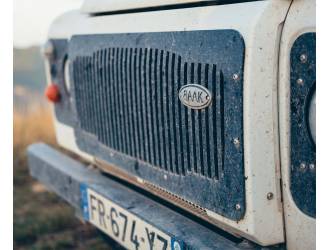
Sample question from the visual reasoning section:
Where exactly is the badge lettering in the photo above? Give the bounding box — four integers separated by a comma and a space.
179, 84, 212, 109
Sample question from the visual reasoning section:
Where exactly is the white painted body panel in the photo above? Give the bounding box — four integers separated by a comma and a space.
81, 0, 212, 14
47, 0, 294, 245
278, 1, 316, 249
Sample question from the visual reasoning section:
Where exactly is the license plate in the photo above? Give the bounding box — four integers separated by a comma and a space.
80, 184, 184, 250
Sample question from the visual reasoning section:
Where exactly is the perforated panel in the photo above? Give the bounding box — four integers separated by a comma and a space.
290, 32, 316, 217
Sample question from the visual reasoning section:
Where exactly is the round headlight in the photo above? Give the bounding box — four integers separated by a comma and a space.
64, 59, 71, 92
308, 91, 316, 144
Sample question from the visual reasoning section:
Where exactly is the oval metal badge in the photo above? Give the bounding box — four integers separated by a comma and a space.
179, 84, 212, 109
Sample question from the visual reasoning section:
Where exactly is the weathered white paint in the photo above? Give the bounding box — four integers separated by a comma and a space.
81, 0, 213, 14
47, 0, 293, 245
278, 0, 316, 249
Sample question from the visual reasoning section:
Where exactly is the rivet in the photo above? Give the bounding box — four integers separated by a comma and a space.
267, 192, 274, 200
232, 73, 240, 81
233, 138, 240, 146
164, 174, 168, 180
300, 162, 306, 170
235, 204, 241, 210
300, 54, 308, 63
309, 163, 315, 170
296, 78, 304, 85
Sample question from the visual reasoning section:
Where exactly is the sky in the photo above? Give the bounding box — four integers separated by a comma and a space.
14, 0, 83, 48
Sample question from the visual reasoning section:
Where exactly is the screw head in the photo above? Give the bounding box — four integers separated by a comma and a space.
300, 54, 308, 63
233, 138, 240, 146
300, 163, 306, 170
267, 192, 274, 200
235, 204, 241, 210
232, 73, 240, 81
296, 78, 304, 85
309, 163, 315, 170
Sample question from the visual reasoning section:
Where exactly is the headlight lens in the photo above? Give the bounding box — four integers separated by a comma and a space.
64, 58, 71, 92
308, 91, 316, 144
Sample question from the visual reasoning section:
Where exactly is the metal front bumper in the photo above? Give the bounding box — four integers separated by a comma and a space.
27, 143, 257, 250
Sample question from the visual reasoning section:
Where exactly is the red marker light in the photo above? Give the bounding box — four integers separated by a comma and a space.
45, 83, 60, 102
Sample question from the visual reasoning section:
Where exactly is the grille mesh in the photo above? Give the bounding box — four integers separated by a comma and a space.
73, 47, 224, 179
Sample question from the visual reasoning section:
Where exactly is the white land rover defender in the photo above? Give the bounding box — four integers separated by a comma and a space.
28, 0, 316, 249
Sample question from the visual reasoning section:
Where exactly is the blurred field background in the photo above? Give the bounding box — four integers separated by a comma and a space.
13, 46, 117, 249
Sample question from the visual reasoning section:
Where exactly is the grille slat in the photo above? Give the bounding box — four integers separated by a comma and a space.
167, 52, 174, 173
106, 49, 114, 147
115, 48, 123, 152
187, 63, 195, 173
175, 56, 183, 175
99, 50, 107, 145
163, 51, 170, 172
137, 48, 144, 160
169, 53, 177, 174
127, 48, 135, 157
73, 47, 230, 180
182, 62, 191, 172
85, 57, 92, 133
203, 64, 211, 178
119, 48, 127, 154
141, 49, 149, 162
123, 48, 131, 156
132, 48, 139, 158
147, 49, 156, 166
194, 63, 202, 175
151, 49, 159, 168
96, 52, 103, 139
77, 58, 86, 131
91, 54, 97, 135
121, 49, 127, 154
110, 48, 119, 150
211, 65, 219, 179
144, 48, 152, 164
158, 50, 166, 170
156, 50, 165, 169
195, 63, 205, 175
172, 54, 180, 175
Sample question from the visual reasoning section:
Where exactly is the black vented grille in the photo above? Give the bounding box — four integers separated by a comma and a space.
73, 48, 223, 179
69, 31, 245, 220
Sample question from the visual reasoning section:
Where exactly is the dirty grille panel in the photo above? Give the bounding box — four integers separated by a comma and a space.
69, 30, 245, 220
73, 49, 224, 179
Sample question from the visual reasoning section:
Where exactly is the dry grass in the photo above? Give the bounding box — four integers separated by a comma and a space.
14, 107, 56, 150
13, 107, 117, 250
